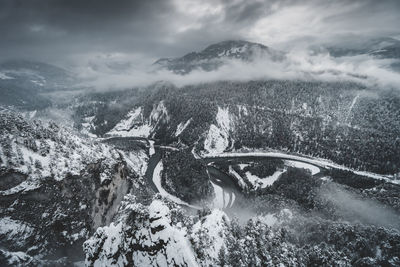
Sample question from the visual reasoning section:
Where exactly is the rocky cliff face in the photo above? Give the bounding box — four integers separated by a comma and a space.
0, 111, 148, 265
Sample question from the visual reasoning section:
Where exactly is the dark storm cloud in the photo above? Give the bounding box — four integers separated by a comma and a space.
0, 0, 176, 63
0, 0, 399, 67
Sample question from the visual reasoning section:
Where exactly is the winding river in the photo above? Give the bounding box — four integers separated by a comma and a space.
104, 137, 390, 210
142, 143, 329, 210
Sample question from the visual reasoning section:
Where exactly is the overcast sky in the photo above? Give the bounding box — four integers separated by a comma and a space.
0, 0, 399, 67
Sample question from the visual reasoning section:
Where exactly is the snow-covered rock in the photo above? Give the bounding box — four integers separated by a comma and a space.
84, 195, 199, 267
203, 107, 234, 155
106, 101, 169, 138
175, 118, 192, 137
190, 209, 229, 266
0, 111, 122, 195
0, 111, 149, 263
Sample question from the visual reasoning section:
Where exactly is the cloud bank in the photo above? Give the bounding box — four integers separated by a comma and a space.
76, 48, 400, 91
0, 0, 399, 67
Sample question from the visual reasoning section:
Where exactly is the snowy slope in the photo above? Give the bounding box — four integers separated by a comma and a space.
203, 107, 234, 155
84, 194, 236, 267
0, 111, 151, 264
0, 112, 123, 196
84, 195, 199, 267
244, 169, 286, 189
190, 209, 229, 266
107, 107, 151, 138
106, 101, 169, 138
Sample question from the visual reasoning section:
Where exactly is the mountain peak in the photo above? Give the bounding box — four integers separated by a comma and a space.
154, 40, 283, 74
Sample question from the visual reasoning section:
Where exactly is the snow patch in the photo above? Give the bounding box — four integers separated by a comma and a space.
175, 118, 192, 137
285, 160, 320, 175
0, 217, 33, 247
149, 140, 155, 156
204, 107, 234, 155
228, 166, 247, 189
106, 106, 151, 137
245, 169, 286, 189
204, 151, 396, 183
106, 101, 169, 138
121, 149, 148, 177
191, 209, 229, 266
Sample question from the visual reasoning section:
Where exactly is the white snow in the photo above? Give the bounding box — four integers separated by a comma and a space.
175, 118, 192, 137
228, 166, 247, 189
216, 107, 231, 132
203, 151, 396, 183
237, 105, 249, 116
204, 107, 233, 155
114, 107, 143, 131
108, 124, 151, 138
153, 161, 200, 209
245, 169, 286, 189
285, 160, 320, 175
149, 140, 155, 156
85, 198, 200, 267
106, 102, 169, 138
121, 149, 148, 177
191, 209, 229, 266
345, 94, 360, 123
0, 117, 124, 195
0, 217, 33, 247
0, 250, 34, 266
107, 107, 152, 138
204, 124, 229, 154
135, 200, 199, 267
229, 164, 283, 189
150, 101, 169, 124
80, 116, 97, 137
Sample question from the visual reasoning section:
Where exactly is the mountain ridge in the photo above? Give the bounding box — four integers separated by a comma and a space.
154, 40, 284, 74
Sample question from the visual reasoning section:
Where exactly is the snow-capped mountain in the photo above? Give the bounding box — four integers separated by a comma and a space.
154, 40, 284, 74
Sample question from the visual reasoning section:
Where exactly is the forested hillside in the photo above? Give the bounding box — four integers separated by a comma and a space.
75, 80, 400, 175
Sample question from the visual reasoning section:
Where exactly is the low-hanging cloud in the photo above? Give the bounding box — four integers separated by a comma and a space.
75, 48, 400, 91
320, 183, 400, 229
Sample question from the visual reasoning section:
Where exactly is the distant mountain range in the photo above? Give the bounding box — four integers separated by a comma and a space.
154, 40, 285, 74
